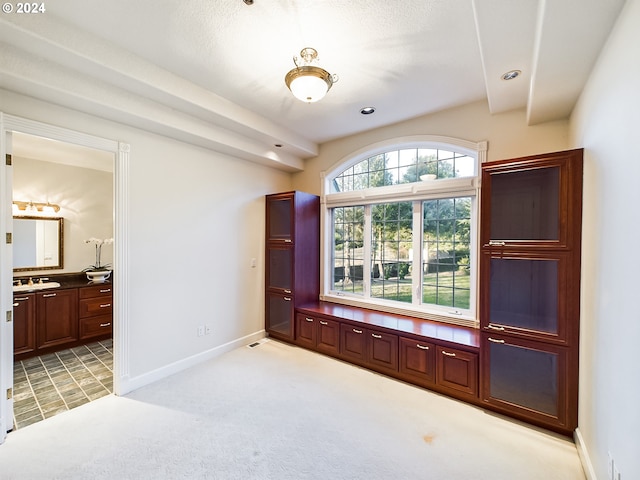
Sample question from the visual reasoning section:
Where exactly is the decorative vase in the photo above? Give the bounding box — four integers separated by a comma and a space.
86, 270, 111, 283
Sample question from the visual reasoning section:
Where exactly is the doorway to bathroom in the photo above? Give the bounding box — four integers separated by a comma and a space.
0, 114, 130, 441
11, 131, 114, 429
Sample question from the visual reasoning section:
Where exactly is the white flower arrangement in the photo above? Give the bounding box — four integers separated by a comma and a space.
83, 237, 114, 272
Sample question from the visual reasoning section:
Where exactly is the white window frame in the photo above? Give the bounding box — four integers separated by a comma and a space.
320, 136, 487, 328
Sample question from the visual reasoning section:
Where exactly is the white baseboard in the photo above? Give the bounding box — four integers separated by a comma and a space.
575, 428, 597, 480
116, 330, 266, 395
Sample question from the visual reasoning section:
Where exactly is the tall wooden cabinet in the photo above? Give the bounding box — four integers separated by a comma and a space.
479, 148, 583, 435
265, 191, 320, 342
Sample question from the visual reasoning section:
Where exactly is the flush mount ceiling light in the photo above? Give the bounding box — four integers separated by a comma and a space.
501, 69, 522, 81
360, 107, 376, 115
285, 47, 338, 103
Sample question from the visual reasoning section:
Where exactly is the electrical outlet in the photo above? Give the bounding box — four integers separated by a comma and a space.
197, 326, 204, 337
205, 325, 211, 335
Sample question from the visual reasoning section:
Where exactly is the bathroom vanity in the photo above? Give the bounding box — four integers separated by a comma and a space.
13, 273, 112, 360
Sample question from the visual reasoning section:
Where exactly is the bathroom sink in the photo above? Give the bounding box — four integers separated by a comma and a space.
13, 282, 61, 292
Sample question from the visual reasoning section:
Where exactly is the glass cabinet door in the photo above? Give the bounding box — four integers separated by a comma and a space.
488, 166, 560, 241
267, 247, 292, 291
481, 252, 569, 343
267, 195, 293, 242
482, 334, 569, 426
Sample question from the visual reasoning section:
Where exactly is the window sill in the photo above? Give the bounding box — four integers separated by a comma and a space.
320, 293, 478, 329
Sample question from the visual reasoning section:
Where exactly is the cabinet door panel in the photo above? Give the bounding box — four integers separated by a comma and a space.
267, 196, 293, 242
266, 292, 294, 339
436, 346, 478, 397
13, 294, 35, 355
489, 166, 560, 241
37, 289, 78, 349
295, 313, 315, 348
267, 247, 292, 291
340, 324, 366, 362
481, 251, 570, 343
482, 334, 572, 428
399, 337, 435, 385
316, 318, 340, 356
368, 331, 398, 372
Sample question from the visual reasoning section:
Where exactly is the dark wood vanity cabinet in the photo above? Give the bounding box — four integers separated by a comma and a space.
479, 149, 582, 434
13, 293, 36, 356
36, 288, 79, 350
14, 280, 113, 360
79, 284, 113, 340
265, 191, 319, 342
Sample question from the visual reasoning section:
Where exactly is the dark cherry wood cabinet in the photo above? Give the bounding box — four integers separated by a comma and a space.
436, 345, 478, 397
339, 324, 399, 375
13, 293, 35, 356
295, 313, 340, 356
79, 284, 113, 340
399, 337, 436, 387
265, 191, 319, 342
14, 280, 113, 360
479, 148, 582, 435
36, 288, 79, 350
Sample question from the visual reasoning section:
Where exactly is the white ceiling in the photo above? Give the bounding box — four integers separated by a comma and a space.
0, 0, 626, 169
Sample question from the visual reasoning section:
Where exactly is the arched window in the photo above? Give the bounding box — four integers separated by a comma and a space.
321, 136, 486, 327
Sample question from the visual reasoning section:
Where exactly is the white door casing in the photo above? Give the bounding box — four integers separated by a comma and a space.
0, 113, 129, 442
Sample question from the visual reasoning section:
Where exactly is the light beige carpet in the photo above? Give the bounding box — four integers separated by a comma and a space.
0, 339, 585, 479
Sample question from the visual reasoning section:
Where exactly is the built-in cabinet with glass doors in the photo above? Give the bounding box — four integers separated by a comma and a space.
265, 191, 320, 342
479, 149, 583, 435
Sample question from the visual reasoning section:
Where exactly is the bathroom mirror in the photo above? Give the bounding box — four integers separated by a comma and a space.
13, 216, 64, 272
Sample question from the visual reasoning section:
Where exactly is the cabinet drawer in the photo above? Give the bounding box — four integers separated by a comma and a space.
79, 284, 113, 299
399, 337, 435, 386
80, 314, 113, 340
436, 345, 478, 397
79, 296, 113, 318
316, 317, 340, 356
296, 313, 316, 349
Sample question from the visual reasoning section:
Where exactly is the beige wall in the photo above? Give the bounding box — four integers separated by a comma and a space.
293, 100, 570, 195
2, 88, 292, 382
13, 157, 113, 274
569, 0, 640, 479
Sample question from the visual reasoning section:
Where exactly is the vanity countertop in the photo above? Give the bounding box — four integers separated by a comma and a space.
13, 272, 113, 293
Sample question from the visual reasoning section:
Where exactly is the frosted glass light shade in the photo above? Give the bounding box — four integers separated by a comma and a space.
285, 66, 334, 103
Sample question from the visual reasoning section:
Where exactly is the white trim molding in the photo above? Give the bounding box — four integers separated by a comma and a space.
574, 428, 597, 480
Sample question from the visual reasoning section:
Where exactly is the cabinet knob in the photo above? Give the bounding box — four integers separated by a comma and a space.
100, 303, 111, 308
100, 323, 111, 328
488, 337, 505, 344
284, 289, 292, 294
99, 289, 111, 293
352, 328, 363, 334
305, 317, 313, 322
42, 293, 57, 298
319, 321, 328, 326
371, 333, 382, 339
416, 344, 430, 350
441, 350, 456, 357
487, 323, 505, 331
284, 297, 292, 301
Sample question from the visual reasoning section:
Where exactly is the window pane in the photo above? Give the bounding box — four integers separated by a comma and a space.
371, 201, 413, 303
333, 206, 365, 294
422, 197, 471, 309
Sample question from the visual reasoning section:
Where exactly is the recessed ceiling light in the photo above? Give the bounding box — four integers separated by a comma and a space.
501, 70, 521, 81
274, 144, 282, 148
360, 107, 376, 115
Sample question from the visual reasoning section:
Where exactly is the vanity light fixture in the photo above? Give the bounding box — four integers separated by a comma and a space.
12, 200, 60, 216
285, 47, 338, 103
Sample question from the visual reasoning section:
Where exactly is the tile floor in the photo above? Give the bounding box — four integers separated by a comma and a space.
12, 339, 113, 430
